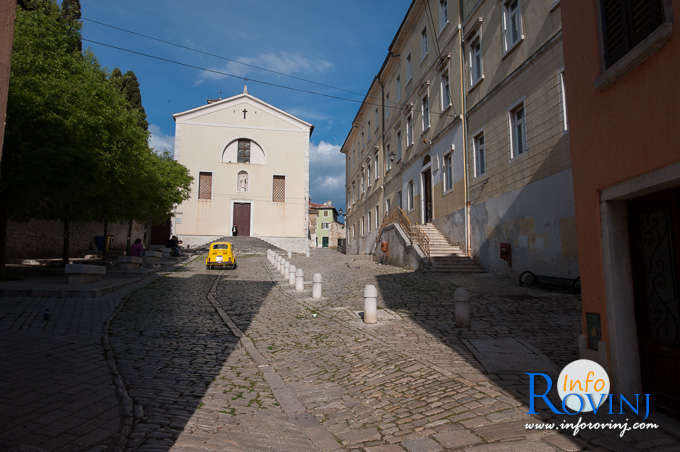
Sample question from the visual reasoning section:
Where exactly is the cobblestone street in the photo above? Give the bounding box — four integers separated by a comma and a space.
3, 249, 680, 451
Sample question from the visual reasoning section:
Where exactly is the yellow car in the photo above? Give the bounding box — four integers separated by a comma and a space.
206, 242, 237, 270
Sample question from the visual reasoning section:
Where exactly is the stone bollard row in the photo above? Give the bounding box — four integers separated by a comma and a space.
288, 264, 296, 286
363, 284, 378, 324
295, 268, 304, 292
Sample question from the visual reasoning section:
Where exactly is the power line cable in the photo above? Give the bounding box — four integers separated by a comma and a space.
82, 17, 364, 96
82, 38, 461, 121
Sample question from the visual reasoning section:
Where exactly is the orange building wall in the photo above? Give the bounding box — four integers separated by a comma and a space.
561, 1, 680, 350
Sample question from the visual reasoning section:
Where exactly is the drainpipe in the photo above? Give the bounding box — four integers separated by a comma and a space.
379, 76, 386, 225
458, 1, 471, 256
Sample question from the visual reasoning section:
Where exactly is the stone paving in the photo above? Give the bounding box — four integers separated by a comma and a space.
0, 276, 155, 451
3, 248, 680, 451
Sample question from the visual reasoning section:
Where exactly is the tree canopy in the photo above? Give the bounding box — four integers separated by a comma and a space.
1, 0, 192, 267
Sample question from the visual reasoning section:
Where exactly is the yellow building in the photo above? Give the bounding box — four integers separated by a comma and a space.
172, 87, 313, 252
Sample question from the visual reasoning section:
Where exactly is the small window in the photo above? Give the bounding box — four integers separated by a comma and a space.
324, 210, 329, 217
396, 131, 403, 160
406, 53, 413, 81
439, 0, 448, 31
444, 153, 453, 192
375, 205, 380, 228
368, 211, 372, 232
469, 31, 483, 86
600, 0, 665, 68
397, 190, 403, 209
322, 222, 330, 229
407, 180, 414, 211
361, 216, 365, 236
441, 70, 451, 109
421, 28, 428, 57
272, 175, 286, 202
560, 71, 568, 131
360, 174, 365, 193
406, 115, 414, 146
509, 102, 527, 157
503, 0, 522, 51
385, 198, 391, 215
237, 139, 251, 163
199, 172, 212, 200
474, 132, 486, 177
422, 94, 430, 130
385, 144, 392, 171
374, 155, 379, 180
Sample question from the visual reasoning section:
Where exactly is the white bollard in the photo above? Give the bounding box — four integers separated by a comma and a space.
288, 264, 296, 285
312, 273, 322, 299
296, 268, 304, 292
288, 249, 292, 259
454, 288, 471, 328
305, 247, 310, 258
363, 284, 378, 324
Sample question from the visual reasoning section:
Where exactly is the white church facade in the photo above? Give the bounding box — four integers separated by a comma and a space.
171, 88, 313, 252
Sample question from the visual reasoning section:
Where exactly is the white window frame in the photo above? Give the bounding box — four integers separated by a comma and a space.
397, 190, 403, 209
421, 27, 428, 59
375, 205, 380, 229
443, 151, 454, 193
385, 144, 392, 171
468, 29, 483, 88
439, 0, 449, 32
560, 70, 568, 132
406, 115, 414, 147
508, 99, 528, 159
374, 154, 379, 180
422, 94, 430, 131
406, 53, 413, 82
473, 131, 486, 177
407, 180, 414, 211
368, 211, 372, 233
361, 216, 365, 237
367, 164, 371, 187
360, 174, 365, 194
441, 69, 451, 110
385, 198, 391, 215
502, 0, 523, 54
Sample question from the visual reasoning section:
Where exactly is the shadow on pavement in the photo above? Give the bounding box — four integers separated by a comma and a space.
109, 268, 275, 450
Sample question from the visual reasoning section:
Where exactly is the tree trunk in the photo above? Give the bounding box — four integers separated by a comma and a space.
0, 203, 7, 279
102, 218, 108, 259
126, 219, 133, 254
62, 217, 70, 267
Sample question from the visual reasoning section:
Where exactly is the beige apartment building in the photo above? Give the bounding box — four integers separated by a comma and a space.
343, 0, 577, 278
172, 87, 313, 252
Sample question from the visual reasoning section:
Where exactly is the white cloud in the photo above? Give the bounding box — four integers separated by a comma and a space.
309, 141, 346, 209
148, 124, 174, 156
198, 51, 333, 83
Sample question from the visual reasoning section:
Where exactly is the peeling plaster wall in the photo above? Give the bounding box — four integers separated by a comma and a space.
470, 168, 578, 278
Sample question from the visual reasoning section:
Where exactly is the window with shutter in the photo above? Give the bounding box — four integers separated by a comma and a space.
272, 175, 285, 202
198, 172, 212, 199
601, 0, 664, 68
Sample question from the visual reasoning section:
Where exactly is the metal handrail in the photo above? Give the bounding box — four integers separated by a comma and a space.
376, 208, 430, 257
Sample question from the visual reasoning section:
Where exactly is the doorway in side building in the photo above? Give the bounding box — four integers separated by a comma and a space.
232, 201, 251, 236
628, 187, 680, 415
322, 236, 329, 248
421, 155, 433, 224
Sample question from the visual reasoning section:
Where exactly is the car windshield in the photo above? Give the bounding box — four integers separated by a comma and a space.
212, 244, 229, 250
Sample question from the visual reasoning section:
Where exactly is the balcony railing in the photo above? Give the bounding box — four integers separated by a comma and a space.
376, 207, 430, 257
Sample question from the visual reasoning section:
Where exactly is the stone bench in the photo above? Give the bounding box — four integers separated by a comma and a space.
143, 250, 163, 267
117, 256, 144, 271
65, 263, 106, 284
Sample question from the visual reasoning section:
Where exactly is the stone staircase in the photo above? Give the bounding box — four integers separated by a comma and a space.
411, 223, 485, 273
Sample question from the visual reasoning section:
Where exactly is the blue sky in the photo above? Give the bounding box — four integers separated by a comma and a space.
80, 0, 412, 214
